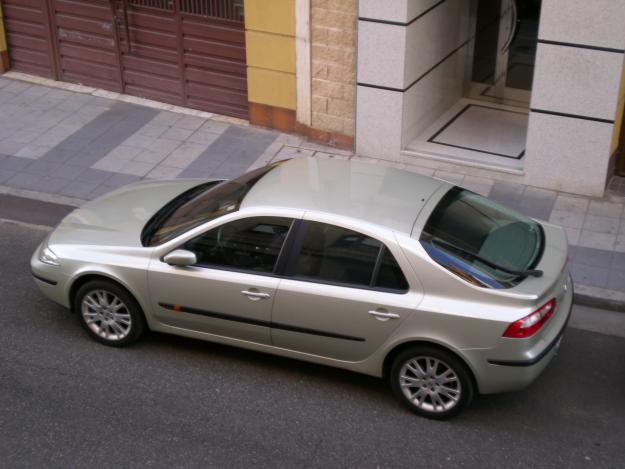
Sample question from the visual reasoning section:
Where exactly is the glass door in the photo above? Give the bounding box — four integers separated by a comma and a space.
471, 0, 541, 107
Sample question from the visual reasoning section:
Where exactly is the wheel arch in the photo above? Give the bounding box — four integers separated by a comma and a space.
68, 272, 146, 316
382, 340, 479, 390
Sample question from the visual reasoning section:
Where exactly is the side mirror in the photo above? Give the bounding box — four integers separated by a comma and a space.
163, 249, 197, 267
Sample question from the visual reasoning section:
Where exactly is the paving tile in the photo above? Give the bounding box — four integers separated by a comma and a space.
588, 201, 623, 218
433, 170, 465, 185
161, 127, 195, 141
548, 210, 585, 229
80, 168, 113, 184
106, 173, 142, 187
92, 156, 127, 172
134, 149, 169, 165
0, 140, 25, 155
199, 119, 230, 134
147, 138, 182, 157
118, 161, 155, 176
60, 180, 99, 199
145, 165, 184, 180
563, 227, 581, 246
606, 268, 625, 292
572, 246, 613, 269
552, 195, 589, 213
161, 142, 206, 168
403, 165, 435, 176
123, 133, 157, 148
6, 172, 43, 191
6, 129, 41, 144
23, 160, 63, 177
569, 264, 609, 288
88, 184, 119, 200
0, 156, 32, 172
103, 145, 144, 161
616, 235, 625, 253
516, 187, 557, 220
14, 144, 51, 159
0, 169, 17, 184
611, 252, 625, 272
578, 230, 616, 250
173, 115, 205, 131
49, 164, 86, 180
273, 146, 315, 161
149, 111, 182, 126
3, 81, 32, 93
42, 148, 78, 164
36, 177, 71, 194
582, 215, 620, 235
489, 181, 525, 206
187, 130, 221, 146
136, 124, 169, 138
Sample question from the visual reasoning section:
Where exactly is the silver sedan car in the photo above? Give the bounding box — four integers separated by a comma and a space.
31, 157, 572, 419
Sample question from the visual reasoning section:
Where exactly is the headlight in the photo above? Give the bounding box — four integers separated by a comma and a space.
39, 246, 60, 266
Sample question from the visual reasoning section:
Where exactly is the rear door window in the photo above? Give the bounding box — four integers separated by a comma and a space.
289, 221, 408, 292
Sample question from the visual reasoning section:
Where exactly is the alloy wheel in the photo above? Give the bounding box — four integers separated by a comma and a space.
399, 356, 462, 413
81, 289, 132, 341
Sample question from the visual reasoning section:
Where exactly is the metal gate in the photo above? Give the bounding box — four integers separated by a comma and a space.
1, 0, 248, 119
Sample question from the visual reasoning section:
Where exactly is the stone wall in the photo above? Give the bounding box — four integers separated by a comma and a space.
310, 0, 357, 138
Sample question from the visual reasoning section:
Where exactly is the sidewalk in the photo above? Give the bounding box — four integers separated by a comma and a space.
0, 73, 623, 310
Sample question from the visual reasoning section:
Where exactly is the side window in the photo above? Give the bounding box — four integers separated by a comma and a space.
375, 247, 409, 291
184, 216, 292, 274
293, 221, 408, 291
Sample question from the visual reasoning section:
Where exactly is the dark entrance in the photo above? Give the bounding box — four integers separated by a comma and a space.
1, 0, 248, 119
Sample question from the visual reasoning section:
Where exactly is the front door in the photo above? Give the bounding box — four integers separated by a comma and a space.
271, 220, 422, 362
148, 216, 294, 344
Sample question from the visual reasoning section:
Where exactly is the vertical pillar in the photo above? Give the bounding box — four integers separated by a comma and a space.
0, 3, 9, 73
244, 0, 297, 131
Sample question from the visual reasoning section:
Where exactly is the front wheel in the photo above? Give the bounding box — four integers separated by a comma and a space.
390, 346, 475, 419
74, 280, 146, 347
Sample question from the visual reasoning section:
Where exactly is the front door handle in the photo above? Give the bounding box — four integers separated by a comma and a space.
368, 310, 400, 321
241, 290, 271, 300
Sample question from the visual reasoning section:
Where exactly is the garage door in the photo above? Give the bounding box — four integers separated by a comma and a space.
1, 0, 248, 119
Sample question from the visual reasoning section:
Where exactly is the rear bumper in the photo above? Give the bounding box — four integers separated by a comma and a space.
469, 274, 574, 394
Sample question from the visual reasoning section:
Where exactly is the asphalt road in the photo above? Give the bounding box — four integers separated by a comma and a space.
1, 198, 625, 468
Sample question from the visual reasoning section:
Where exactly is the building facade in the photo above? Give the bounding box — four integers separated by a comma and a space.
0, 0, 624, 196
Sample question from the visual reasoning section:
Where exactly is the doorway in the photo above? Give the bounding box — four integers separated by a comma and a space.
405, 0, 542, 171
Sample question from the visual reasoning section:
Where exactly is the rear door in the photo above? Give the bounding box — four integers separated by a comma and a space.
270, 218, 422, 362
148, 215, 295, 344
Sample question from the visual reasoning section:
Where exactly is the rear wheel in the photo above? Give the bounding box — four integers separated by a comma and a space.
390, 346, 474, 419
74, 280, 146, 347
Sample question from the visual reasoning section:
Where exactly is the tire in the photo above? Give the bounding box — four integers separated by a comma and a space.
390, 345, 475, 419
74, 279, 146, 347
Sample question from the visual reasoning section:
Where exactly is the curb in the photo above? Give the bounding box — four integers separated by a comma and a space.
574, 284, 625, 313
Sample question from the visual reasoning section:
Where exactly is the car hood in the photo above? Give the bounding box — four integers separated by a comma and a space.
49, 179, 209, 248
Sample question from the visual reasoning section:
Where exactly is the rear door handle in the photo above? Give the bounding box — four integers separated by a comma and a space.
241, 290, 271, 300
368, 310, 400, 321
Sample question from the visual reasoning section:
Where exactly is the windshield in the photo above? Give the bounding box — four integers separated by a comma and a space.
143, 163, 280, 246
420, 187, 543, 288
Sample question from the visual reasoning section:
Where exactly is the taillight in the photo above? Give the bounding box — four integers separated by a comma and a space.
503, 299, 557, 338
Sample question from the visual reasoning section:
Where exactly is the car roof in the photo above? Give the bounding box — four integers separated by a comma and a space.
240, 157, 451, 234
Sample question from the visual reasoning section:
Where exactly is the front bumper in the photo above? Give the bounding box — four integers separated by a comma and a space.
30, 242, 71, 308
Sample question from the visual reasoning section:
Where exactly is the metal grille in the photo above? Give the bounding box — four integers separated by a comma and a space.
181, 0, 244, 22
129, 0, 174, 10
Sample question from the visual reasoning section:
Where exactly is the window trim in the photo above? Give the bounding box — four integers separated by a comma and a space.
282, 220, 409, 294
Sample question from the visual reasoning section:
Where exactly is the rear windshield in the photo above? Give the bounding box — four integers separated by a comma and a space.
143, 163, 279, 246
420, 187, 543, 288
